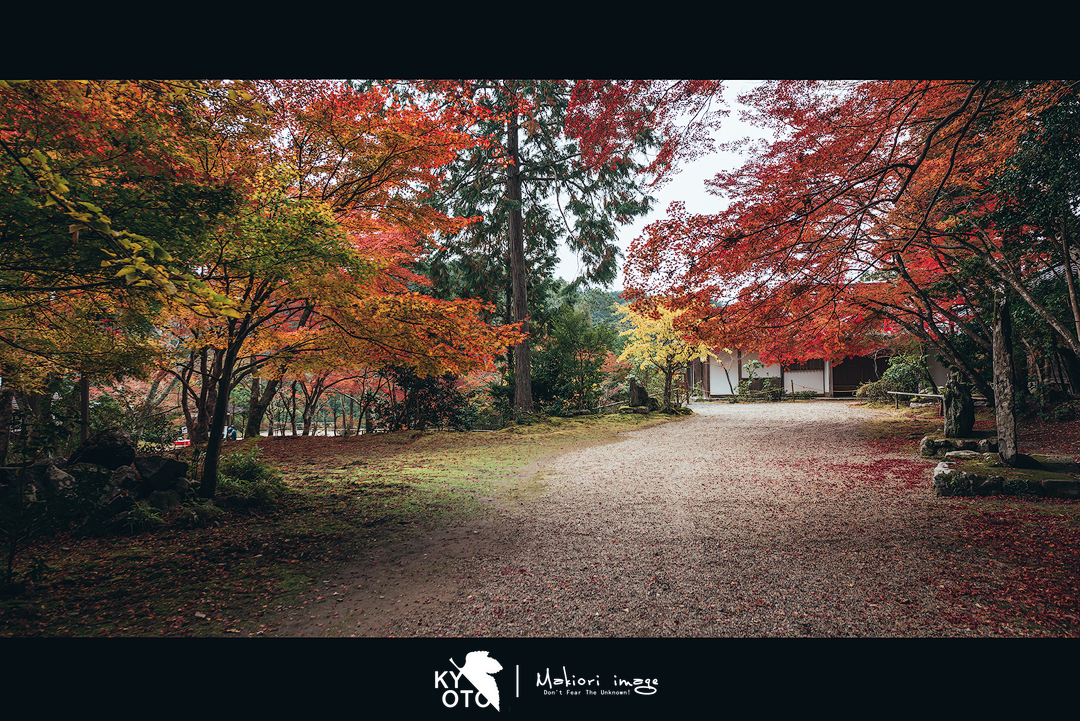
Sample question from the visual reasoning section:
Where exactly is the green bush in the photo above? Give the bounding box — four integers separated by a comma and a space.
220, 446, 275, 483
856, 354, 926, 402
118, 502, 164, 535
217, 447, 286, 505
375, 366, 477, 431
531, 304, 615, 415
169, 501, 224, 528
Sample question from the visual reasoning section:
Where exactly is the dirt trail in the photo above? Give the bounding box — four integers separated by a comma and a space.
264, 402, 995, 637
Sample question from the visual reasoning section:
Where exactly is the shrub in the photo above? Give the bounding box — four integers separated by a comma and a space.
376, 366, 477, 431
532, 305, 615, 414
169, 501, 223, 528
220, 446, 275, 483
856, 354, 926, 401
118, 502, 164, 535
217, 446, 286, 505
1048, 401, 1077, 423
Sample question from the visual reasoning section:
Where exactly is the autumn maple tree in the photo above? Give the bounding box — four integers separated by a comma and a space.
626, 80, 1080, 466
0, 80, 262, 312
0, 80, 257, 458
153, 80, 519, 496
616, 303, 713, 411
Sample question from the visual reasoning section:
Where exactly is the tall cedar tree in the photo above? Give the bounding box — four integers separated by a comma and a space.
369, 80, 725, 414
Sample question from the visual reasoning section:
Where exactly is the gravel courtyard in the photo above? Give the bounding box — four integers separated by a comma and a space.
280, 401, 998, 637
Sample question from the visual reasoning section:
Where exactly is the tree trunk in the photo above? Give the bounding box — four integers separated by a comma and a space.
200, 342, 242, 498
21, 382, 53, 460
994, 296, 1019, 467
79, 374, 89, 444
345, 395, 354, 437
0, 385, 14, 465
1060, 206, 1080, 343
920, 354, 938, 392
246, 377, 262, 437
507, 85, 533, 415
289, 382, 298, 437
1060, 346, 1080, 395
662, 358, 674, 411
246, 376, 282, 439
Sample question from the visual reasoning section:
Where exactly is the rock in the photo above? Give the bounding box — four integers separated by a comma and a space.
930, 458, 1080, 499
147, 489, 182, 511
1000, 453, 1041, 469
931, 462, 957, 495
1040, 455, 1080, 473
134, 456, 190, 492
63, 462, 113, 493
945, 450, 980, 459
628, 379, 649, 408
1003, 478, 1045, 496
25, 459, 75, 494
68, 428, 136, 469
924, 436, 1001, 458
1041, 479, 1080, 499
98, 485, 134, 516
109, 465, 141, 492
943, 379, 975, 438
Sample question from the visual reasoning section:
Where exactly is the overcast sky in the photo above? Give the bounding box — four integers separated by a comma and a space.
553, 80, 772, 291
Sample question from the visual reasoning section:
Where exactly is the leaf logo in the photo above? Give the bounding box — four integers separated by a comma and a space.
450, 651, 503, 711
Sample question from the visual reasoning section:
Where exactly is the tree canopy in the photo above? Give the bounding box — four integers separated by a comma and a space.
625, 80, 1080, 465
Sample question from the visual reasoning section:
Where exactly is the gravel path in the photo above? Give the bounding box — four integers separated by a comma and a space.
282, 401, 994, 637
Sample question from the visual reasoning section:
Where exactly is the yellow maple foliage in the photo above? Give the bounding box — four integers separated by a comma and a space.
617, 303, 711, 410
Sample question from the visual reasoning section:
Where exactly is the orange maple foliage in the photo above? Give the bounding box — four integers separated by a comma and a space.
150, 80, 520, 495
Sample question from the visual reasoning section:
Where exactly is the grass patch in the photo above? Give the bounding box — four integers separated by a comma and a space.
858, 403, 945, 454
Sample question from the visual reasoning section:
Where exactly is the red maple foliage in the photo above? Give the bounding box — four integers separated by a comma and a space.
624, 81, 1080, 370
